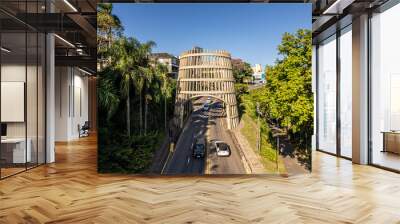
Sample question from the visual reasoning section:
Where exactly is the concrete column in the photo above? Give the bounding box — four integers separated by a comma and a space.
46, 32, 55, 163
312, 45, 317, 151
352, 14, 369, 164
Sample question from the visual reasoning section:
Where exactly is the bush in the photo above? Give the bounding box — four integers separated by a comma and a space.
98, 131, 163, 173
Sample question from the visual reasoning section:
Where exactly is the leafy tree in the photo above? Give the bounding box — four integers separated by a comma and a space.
97, 8, 176, 172
231, 59, 253, 83
98, 67, 120, 120
255, 29, 312, 168
261, 29, 312, 134
97, 3, 123, 70
157, 63, 174, 131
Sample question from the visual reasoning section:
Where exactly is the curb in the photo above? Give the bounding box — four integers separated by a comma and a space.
229, 130, 252, 174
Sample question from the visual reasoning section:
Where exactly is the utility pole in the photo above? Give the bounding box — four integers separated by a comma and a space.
256, 102, 261, 152
276, 136, 279, 172
272, 123, 285, 174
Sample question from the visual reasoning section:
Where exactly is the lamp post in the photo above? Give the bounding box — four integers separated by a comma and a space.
276, 135, 279, 172
272, 129, 285, 174
256, 102, 261, 152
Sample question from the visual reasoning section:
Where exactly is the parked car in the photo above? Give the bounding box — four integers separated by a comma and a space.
213, 141, 231, 157
192, 138, 206, 158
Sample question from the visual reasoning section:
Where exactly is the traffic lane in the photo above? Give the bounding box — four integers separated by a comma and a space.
183, 98, 209, 174
207, 106, 245, 174
185, 107, 208, 174
164, 108, 207, 174
165, 109, 202, 174
185, 155, 205, 174
211, 115, 244, 174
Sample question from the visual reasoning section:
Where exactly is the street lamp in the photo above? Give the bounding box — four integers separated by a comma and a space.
256, 102, 261, 152
272, 127, 285, 173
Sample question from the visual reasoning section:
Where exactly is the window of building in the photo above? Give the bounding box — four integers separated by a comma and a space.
0, 2, 46, 179
370, 3, 400, 171
339, 25, 352, 158
317, 34, 337, 154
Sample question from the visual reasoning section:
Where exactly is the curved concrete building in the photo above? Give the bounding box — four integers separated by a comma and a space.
174, 47, 239, 129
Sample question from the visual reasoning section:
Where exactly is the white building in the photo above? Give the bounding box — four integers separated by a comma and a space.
252, 64, 265, 83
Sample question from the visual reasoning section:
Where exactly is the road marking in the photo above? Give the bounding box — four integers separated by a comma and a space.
163, 112, 194, 174
186, 156, 191, 166
161, 151, 172, 174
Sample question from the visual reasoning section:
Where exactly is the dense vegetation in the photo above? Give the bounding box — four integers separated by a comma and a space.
97, 3, 312, 173
237, 29, 312, 170
231, 59, 253, 83
97, 4, 176, 173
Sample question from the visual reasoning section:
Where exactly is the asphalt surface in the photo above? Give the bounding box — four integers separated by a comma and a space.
207, 103, 246, 174
163, 100, 208, 174
164, 98, 245, 174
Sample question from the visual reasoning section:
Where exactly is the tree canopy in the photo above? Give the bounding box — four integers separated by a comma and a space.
97, 4, 176, 173
232, 58, 253, 83
256, 29, 313, 136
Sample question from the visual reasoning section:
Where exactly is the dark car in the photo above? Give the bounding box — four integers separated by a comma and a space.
192, 138, 206, 158
203, 103, 210, 111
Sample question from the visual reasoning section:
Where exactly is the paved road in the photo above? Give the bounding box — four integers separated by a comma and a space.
164, 98, 245, 174
164, 100, 208, 174
248, 83, 266, 91
207, 102, 245, 174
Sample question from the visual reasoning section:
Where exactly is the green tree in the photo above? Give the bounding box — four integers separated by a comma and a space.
97, 67, 120, 120
157, 63, 173, 131
136, 41, 156, 135
96, 6, 178, 173
97, 3, 123, 49
97, 3, 123, 70
106, 37, 156, 136
107, 37, 135, 136
232, 59, 253, 83
257, 29, 312, 164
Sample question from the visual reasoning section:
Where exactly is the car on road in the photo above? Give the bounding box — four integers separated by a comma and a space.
213, 141, 231, 157
206, 97, 212, 104
192, 138, 206, 158
203, 104, 209, 111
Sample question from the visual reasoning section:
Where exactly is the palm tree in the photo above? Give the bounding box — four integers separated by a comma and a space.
135, 41, 156, 135
97, 3, 123, 48
97, 3, 123, 70
139, 67, 155, 135
133, 73, 144, 135
156, 63, 171, 131
108, 37, 139, 136
97, 68, 120, 120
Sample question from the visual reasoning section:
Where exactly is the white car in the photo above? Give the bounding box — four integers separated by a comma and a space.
213, 141, 231, 157
206, 97, 212, 104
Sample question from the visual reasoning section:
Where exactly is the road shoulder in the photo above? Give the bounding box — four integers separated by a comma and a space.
232, 121, 267, 174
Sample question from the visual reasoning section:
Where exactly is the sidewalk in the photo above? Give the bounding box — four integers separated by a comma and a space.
232, 121, 266, 174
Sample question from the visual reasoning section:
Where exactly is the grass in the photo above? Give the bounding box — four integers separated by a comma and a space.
239, 93, 287, 174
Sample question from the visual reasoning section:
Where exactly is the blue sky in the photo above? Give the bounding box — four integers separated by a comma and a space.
113, 3, 311, 68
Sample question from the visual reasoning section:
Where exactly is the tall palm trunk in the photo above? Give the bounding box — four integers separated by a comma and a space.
144, 96, 148, 135
139, 90, 143, 135
126, 89, 131, 137
164, 96, 167, 131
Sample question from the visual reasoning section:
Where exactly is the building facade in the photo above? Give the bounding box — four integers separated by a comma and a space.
174, 47, 239, 130
150, 53, 179, 79
252, 64, 265, 83
312, 0, 400, 172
